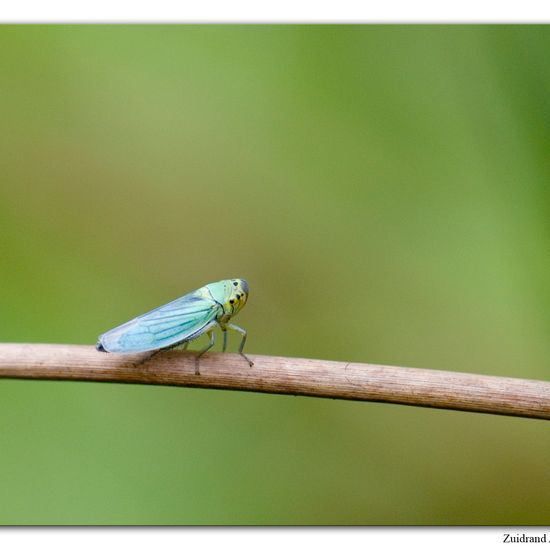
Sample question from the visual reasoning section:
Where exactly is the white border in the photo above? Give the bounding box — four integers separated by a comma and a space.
1, 0, 550, 23
1, 527, 549, 550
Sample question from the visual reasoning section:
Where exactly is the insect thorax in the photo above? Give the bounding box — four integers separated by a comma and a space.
218, 313, 233, 326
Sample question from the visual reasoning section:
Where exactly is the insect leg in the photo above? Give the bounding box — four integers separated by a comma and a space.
195, 330, 215, 375
132, 348, 163, 367
222, 329, 228, 352
132, 340, 189, 367
172, 341, 189, 351
226, 323, 253, 367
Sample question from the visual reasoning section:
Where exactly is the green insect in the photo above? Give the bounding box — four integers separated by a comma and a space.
96, 278, 252, 375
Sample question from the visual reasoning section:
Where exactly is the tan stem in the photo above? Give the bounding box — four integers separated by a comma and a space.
0, 343, 549, 420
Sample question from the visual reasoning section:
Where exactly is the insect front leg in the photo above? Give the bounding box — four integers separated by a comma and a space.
226, 323, 254, 367
195, 330, 215, 375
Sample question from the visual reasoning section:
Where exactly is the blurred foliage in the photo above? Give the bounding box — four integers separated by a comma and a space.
0, 25, 549, 524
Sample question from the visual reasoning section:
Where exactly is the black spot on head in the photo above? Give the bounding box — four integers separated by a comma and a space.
233, 281, 238, 286
230, 299, 234, 304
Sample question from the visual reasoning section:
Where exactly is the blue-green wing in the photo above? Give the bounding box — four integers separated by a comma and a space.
98, 292, 221, 353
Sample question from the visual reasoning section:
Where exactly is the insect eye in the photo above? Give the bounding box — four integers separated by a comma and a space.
233, 281, 238, 286
230, 299, 234, 304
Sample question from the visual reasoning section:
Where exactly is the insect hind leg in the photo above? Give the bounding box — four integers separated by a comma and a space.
171, 341, 189, 351
132, 340, 190, 367
132, 348, 163, 367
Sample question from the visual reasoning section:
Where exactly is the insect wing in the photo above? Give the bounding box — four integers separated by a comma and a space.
98, 291, 220, 353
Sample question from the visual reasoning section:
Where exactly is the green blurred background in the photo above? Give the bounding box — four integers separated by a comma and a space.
0, 25, 549, 525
